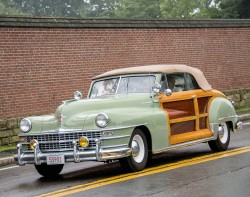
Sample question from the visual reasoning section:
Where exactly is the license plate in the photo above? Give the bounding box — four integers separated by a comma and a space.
46, 154, 65, 165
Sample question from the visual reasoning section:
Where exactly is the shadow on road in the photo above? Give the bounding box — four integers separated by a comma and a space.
35, 145, 243, 184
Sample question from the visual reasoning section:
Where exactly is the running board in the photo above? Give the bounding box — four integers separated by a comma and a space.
153, 136, 215, 154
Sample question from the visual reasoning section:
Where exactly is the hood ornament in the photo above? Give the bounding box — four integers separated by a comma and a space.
59, 114, 66, 124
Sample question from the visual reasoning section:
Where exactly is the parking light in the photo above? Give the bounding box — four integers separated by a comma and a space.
29, 139, 38, 150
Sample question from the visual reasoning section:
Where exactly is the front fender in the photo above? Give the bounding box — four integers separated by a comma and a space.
83, 107, 169, 152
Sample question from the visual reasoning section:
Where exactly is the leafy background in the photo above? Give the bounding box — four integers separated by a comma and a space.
0, 0, 249, 19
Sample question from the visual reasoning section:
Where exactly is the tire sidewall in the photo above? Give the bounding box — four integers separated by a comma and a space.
217, 122, 230, 150
127, 129, 148, 171
35, 164, 64, 178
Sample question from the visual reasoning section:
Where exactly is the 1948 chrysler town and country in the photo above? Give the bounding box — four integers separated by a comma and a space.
15, 64, 243, 178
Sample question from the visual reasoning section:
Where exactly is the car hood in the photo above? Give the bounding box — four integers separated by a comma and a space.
25, 94, 153, 134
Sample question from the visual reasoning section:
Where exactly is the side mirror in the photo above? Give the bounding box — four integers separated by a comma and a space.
62, 91, 82, 104
74, 91, 82, 100
164, 89, 172, 96
152, 82, 162, 96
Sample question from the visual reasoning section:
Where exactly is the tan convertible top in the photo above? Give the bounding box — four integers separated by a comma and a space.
93, 64, 212, 91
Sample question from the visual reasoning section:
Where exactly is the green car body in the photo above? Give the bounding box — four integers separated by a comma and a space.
15, 65, 242, 177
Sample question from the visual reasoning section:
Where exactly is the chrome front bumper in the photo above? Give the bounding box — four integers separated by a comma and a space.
14, 139, 132, 165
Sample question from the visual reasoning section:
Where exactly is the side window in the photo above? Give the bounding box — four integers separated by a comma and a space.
160, 74, 168, 92
185, 73, 199, 90
117, 78, 128, 94
166, 73, 185, 92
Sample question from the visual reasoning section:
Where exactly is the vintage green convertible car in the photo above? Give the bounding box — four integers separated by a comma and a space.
15, 64, 243, 178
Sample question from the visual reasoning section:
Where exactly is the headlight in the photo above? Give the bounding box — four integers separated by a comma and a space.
96, 113, 109, 128
20, 118, 32, 133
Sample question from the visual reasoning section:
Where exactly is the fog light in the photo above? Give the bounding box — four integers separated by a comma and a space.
29, 139, 38, 150
79, 137, 89, 147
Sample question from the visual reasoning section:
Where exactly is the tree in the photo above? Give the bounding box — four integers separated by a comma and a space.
115, 0, 162, 19
0, 0, 27, 16
0, 0, 90, 17
160, 0, 201, 19
238, 0, 250, 18
83, 0, 118, 18
14, 0, 90, 17
218, 0, 250, 18
0, 0, 249, 19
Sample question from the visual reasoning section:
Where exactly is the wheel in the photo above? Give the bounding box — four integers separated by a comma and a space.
35, 164, 64, 178
119, 129, 148, 172
208, 122, 231, 152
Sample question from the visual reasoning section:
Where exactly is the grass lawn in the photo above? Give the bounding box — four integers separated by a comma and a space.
0, 145, 16, 153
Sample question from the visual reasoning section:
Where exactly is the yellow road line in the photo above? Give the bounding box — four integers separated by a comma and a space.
37, 146, 250, 197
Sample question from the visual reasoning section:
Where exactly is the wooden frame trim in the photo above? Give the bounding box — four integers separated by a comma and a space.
170, 129, 213, 145
169, 116, 196, 124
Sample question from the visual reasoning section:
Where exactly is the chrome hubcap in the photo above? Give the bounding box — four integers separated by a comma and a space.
218, 126, 224, 139
132, 140, 140, 157
131, 134, 145, 163
219, 124, 228, 144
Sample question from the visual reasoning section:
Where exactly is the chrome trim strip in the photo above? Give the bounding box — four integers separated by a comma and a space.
23, 148, 77, 153
62, 99, 76, 104
90, 123, 148, 132
19, 129, 95, 136
19, 123, 147, 137
153, 136, 215, 154
219, 115, 238, 121
101, 144, 128, 149
20, 139, 99, 144
20, 140, 82, 144
101, 135, 130, 140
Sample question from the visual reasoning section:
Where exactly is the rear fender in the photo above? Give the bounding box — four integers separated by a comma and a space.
209, 97, 238, 133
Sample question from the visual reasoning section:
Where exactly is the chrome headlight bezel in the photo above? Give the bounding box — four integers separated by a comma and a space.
95, 113, 109, 128
20, 118, 32, 133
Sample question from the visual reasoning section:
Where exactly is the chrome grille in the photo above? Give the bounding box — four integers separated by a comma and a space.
23, 131, 101, 152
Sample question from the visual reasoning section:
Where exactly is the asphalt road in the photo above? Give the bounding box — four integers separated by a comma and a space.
1, 120, 250, 197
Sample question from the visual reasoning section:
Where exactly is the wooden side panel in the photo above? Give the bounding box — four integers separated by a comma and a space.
163, 99, 195, 118
199, 117, 207, 129
170, 129, 213, 145
197, 97, 210, 114
170, 120, 195, 135
159, 90, 220, 145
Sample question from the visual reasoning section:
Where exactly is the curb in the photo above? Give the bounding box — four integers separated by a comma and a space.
239, 113, 250, 121
0, 156, 15, 167
1, 114, 249, 168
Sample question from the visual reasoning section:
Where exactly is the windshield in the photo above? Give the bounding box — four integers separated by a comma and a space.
89, 75, 155, 98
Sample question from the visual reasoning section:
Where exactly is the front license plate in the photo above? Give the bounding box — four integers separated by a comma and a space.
47, 154, 65, 165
